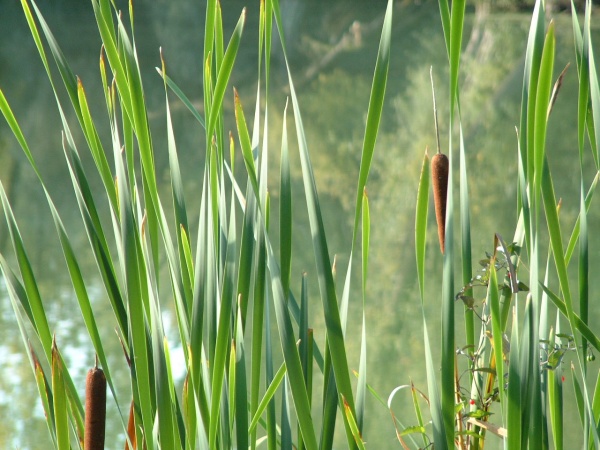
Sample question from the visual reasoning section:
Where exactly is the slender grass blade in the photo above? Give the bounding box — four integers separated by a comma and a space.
280, 100, 292, 295
357, 190, 370, 433
351, 0, 393, 246
207, 10, 246, 142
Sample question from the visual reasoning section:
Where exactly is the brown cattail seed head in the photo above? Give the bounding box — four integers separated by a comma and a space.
85, 367, 107, 450
431, 153, 449, 253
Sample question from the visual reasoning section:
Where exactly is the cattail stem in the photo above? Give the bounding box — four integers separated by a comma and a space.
430, 67, 442, 155
429, 66, 448, 253
85, 364, 107, 450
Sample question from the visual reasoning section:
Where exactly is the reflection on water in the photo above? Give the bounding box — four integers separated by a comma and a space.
0, 0, 599, 448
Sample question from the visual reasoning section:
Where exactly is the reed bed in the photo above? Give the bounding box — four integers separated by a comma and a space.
0, 0, 599, 448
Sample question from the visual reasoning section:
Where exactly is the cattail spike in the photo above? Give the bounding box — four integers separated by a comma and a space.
85, 366, 107, 450
432, 152, 449, 253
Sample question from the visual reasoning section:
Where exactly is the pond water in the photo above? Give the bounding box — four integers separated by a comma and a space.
0, 0, 599, 448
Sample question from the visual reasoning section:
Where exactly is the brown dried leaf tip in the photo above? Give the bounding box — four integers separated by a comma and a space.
85, 366, 107, 450
431, 152, 449, 254
125, 400, 137, 450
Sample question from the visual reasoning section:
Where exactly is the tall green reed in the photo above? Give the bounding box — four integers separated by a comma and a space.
0, 0, 394, 448
406, 0, 600, 448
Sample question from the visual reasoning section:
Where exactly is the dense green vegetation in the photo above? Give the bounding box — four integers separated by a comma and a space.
0, 0, 599, 448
